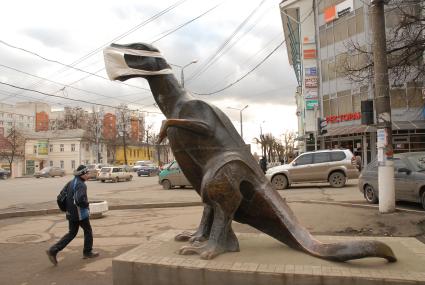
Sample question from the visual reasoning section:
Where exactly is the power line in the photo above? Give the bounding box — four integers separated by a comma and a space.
192, 40, 285, 96
186, 0, 268, 83
0, 64, 151, 107
0, 40, 151, 92
151, 2, 223, 44
0, 81, 162, 115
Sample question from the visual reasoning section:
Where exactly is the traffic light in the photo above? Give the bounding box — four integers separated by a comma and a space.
317, 118, 327, 135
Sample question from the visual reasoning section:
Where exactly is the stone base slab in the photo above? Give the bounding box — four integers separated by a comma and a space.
113, 230, 425, 285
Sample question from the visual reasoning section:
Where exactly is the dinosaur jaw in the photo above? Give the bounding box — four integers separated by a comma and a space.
103, 45, 173, 81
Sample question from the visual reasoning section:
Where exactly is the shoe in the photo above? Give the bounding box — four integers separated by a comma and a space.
83, 251, 99, 259
46, 249, 58, 266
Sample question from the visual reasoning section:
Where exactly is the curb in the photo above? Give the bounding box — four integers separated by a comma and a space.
0, 201, 203, 220
0, 200, 422, 220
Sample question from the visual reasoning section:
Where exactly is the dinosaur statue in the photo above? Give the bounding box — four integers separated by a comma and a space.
103, 42, 396, 263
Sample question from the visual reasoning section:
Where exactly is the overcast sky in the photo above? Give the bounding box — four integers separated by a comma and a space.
0, 0, 298, 152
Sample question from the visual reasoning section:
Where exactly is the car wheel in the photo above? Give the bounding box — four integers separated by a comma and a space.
114, 177, 119, 183
328, 172, 346, 188
128, 175, 133, 181
100, 180, 105, 183
421, 191, 425, 210
271, 174, 288, 190
364, 184, 378, 204
162, 180, 171, 190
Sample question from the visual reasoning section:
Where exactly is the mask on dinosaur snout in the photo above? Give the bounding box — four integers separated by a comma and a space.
103, 45, 173, 81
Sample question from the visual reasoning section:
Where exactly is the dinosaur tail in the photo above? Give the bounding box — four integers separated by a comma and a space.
235, 180, 397, 263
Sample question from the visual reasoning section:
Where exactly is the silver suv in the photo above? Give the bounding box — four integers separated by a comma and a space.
265, 149, 359, 189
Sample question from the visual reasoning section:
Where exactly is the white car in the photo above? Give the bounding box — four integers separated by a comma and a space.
98, 166, 133, 183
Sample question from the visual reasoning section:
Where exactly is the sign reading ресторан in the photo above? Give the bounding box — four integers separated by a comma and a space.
326, 112, 361, 123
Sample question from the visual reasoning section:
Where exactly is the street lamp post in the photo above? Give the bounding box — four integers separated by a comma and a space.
227, 105, 249, 139
179, 59, 198, 87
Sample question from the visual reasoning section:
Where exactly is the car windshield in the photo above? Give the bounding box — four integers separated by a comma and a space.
101, 167, 111, 173
405, 153, 425, 171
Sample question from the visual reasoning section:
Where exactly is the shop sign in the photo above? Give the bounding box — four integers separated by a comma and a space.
305, 89, 318, 99
303, 49, 316, 59
37, 141, 48, 155
303, 36, 315, 44
324, 0, 353, 23
305, 76, 318, 88
306, 100, 318, 110
326, 112, 361, 123
305, 67, 317, 76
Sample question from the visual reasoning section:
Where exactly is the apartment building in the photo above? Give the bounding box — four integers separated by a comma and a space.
280, 0, 425, 165
24, 129, 107, 175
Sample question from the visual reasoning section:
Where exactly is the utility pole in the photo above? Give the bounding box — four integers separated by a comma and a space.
371, 0, 395, 213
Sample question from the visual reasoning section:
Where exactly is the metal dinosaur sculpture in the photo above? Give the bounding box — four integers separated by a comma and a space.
103, 42, 396, 263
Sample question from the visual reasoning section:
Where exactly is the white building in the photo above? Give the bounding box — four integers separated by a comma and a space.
24, 129, 107, 175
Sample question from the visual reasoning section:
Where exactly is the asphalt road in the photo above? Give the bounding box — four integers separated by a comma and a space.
1, 176, 424, 214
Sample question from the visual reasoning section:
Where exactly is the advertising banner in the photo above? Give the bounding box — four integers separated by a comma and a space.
305, 67, 317, 76
305, 76, 318, 88
303, 36, 315, 44
305, 89, 318, 99
303, 49, 316, 59
37, 141, 48, 155
306, 100, 318, 110
324, 0, 353, 23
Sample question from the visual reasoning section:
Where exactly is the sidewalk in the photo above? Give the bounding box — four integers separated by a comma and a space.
0, 180, 424, 285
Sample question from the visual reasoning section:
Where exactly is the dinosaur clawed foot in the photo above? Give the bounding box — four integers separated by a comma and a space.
174, 231, 208, 243
178, 243, 225, 260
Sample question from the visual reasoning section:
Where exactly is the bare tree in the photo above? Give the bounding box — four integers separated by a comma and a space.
85, 106, 104, 163
343, 0, 424, 86
116, 104, 131, 165
0, 124, 25, 177
281, 130, 296, 163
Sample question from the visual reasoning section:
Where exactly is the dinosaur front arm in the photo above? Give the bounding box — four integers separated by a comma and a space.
157, 119, 213, 143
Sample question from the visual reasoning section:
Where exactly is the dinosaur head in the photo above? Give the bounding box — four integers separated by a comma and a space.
103, 43, 173, 81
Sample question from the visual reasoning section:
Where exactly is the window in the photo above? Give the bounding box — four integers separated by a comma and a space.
330, 151, 346, 161
294, 154, 313, 166
60, 160, 64, 169
71, 144, 75, 152
314, 152, 330, 163
49, 144, 53, 152
60, 144, 64, 152
33, 145, 37, 154
85, 144, 89, 151
71, 160, 75, 169
50, 161, 53, 167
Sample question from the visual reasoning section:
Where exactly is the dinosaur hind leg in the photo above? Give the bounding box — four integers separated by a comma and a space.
178, 163, 242, 259
175, 204, 213, 243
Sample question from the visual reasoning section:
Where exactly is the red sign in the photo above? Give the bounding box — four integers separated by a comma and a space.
326, 112, 361, 123
303, 49, 316, 59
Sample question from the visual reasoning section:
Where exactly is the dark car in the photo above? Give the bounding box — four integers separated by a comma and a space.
358, 152, 425, 209
137, 163, 159, 177
0, 168, 11, 179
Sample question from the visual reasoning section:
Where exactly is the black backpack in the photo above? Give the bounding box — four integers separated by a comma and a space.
57, 182, 70, 211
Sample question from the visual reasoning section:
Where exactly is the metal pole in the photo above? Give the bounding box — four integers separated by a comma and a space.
371, 0, 395, 213
240, 110, 243, 138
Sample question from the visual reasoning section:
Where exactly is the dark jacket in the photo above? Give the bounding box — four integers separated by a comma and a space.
62, 176, 90, 221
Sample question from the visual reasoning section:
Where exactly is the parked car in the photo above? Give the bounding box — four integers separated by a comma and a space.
0, 168, 11, 179
265, 149, 359, 190
158, 161, 191, 189
34, 166, 65, 178
132, 161, 153, 172
358, 152, 425, 209
98, 166, 133, 182
86, 164, 107, 180
137, 163, 160, 177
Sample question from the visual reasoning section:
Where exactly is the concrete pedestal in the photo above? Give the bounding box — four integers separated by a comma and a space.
113, 230, 425, 285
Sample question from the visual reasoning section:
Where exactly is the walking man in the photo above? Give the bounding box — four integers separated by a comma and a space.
46, 165, 99, 265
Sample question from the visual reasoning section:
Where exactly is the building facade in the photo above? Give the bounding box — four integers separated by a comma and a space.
280, 0, 425, 166
24, 129, 107, 175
